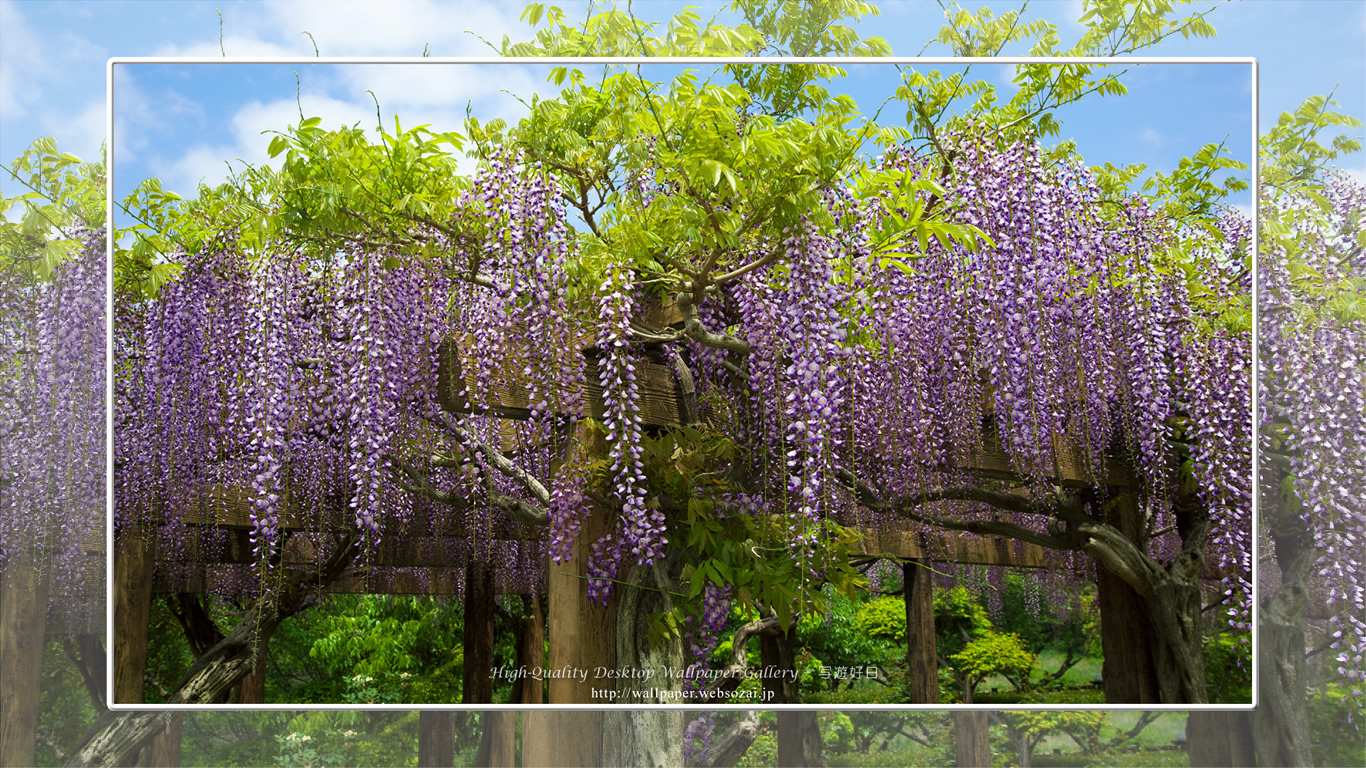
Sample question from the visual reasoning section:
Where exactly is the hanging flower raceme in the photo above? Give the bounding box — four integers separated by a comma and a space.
1259, 168, 1366, 710
582, 265, 664, 602
1, 228, 106, 622
115, 155, 585, 599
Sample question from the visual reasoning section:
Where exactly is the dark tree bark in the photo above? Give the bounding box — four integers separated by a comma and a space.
166, 595, 225, 658
63, 537, 357, 767
602, 562, 685, 768
462, 565, 496, 705
62, 634, 108, 712
700, 712, 760, 768
417, 712, 455, 768
953, 711, 991, 768
1243, 481, 1317, 767
759, 626, 820, 768
903, 559, 940, 703
1187, 711, 1256, 767
1097, 490, 1161, 703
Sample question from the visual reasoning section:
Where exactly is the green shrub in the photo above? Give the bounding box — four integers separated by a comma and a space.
949, 630, 1037, 701
1203, 633, 1252, 703
1308, 682, 1366, 768
935, 586, 993, 658
855, 596, 907, 643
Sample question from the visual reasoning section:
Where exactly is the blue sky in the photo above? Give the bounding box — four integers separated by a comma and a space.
2, 0, 1363, 224
106, 60, 1253, 214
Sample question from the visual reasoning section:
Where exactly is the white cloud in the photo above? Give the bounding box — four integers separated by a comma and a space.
1062, 0, 1088, 34
112, 69, 206, 165
152, 36, 305, 59
152, 61, 556, 197
149, 0, 537, 59
160, 94, 364, 195
49, 100, 107, 167
1138, 127, 1163, 145
263, 0, 529, 57
339, 64, 544, 111
0, 1, 48, 118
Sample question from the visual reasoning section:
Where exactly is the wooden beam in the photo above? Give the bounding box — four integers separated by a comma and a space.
152, 564, 535, 596
438, 339, 683, 429
178, 486, 538, 538
438, 335, 1128, 487
857, 527, 1052, 568
172, 529, 537, 568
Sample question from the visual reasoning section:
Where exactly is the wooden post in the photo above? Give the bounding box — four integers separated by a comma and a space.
474, 713, 516, 768
146, 713, 183, 768
462, 565, 496, 705
1097, 491, 1160, 704
761, 627, 820, 767
1, 552, 51, 768
516, 595, 544, 705
417, 712, 455, 768
903, 559, 939, 703
528, 498, 614, 766
237, 624, 266, 704
546, 517, 616, 704
114, 530, 155, 704
953, 711, 991, 768
520, 712, 602, 768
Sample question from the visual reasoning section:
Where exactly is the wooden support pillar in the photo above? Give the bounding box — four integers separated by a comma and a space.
520, 712, 602, 768
903, 559, 939, 703
1097, 490, 1160, 704
528, 502, 614, 764
953, 711, 991, 768
462, 565, 496, 705
515, 595, 544, 705
474, 713, 516, 768
114, 530, 155, 704
237, 626, 266, 704
1, 552, 51, 768
146, 713, 183, 768
760, 627, 820, 767
1097, 569, 1161, 703
417, 712, 455, 768
546, 518, 616, 703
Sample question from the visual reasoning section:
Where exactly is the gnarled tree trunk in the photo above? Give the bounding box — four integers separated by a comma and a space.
602, 561, 685, 768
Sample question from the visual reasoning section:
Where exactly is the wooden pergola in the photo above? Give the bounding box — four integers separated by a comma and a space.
92, 308, 1164, 766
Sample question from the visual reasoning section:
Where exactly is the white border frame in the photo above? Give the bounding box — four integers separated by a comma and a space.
106, 55, 1259, 712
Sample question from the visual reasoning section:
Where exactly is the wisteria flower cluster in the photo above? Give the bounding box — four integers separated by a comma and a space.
115, 153, 581, 601
1259, 168, 1365, 709
0, 229, 106, 624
